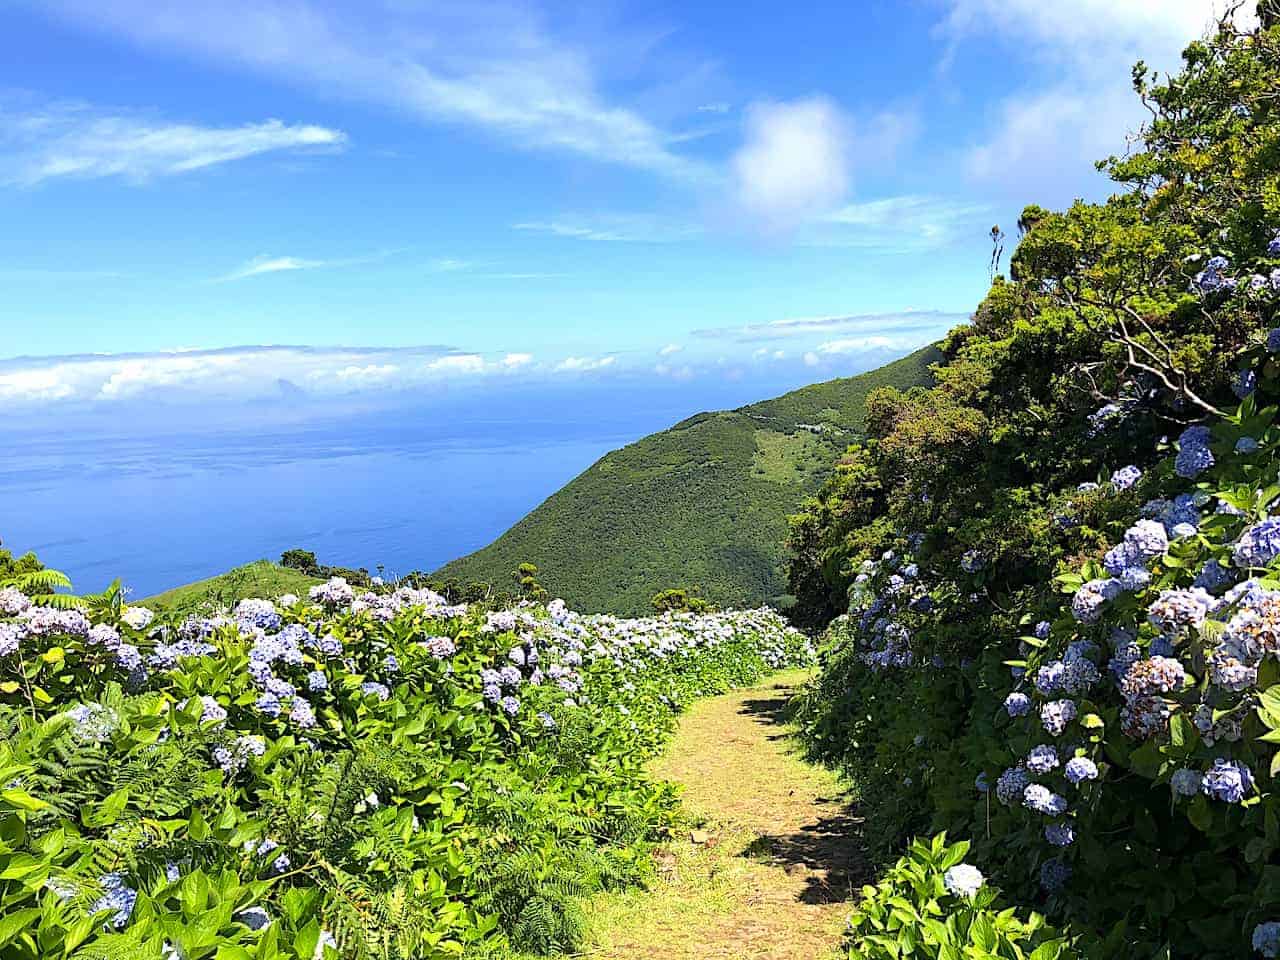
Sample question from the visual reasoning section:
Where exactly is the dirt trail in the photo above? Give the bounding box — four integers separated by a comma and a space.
584, 670, 863, 960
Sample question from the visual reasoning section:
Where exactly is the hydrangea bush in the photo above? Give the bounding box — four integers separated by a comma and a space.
792, 9, 1280, 956
0, 576, 812, 959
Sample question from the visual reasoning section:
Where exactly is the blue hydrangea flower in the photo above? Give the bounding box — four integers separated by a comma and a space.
1110, 465, 1142, 490
1235, 519, 1280, 569
1064, 757, 1098, 785
1044, 822, 1075, 846
1202, 758, 1253, 803
1026, 745, 1059, 774
1253, 921, 1280, 958
306, 670, 328, 692
1040, 699, 1077, 736
1033, 621, 1050, 640
1234, 369, 1259, 399
1170, 768, 1203, 797
1238, 436, 1261, 454
1004, 692, 1031, 717
1039, 858, 1071, 891
995, 766, 1031, 805
1269, 328, 1280, 353
500, 695, 520, 716
360, 682, 391, 701
1023, 784, 1068, 816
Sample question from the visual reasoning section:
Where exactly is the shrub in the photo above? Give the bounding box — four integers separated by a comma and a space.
845, 834, 1084, 960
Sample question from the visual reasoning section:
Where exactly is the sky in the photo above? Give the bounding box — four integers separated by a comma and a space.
0, 0, 1256, 425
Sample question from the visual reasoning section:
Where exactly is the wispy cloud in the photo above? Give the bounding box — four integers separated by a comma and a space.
219, 250, 396, 282
30, 0, 713, 182
937, 1, 1256, 204
0, 96, 345, 186
693, 309, 969, 344
513, 215, 700, 244
809, 194, 991, 252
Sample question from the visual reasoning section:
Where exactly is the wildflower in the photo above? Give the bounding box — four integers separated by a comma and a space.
1064, 757, 1098, 785
942, 863, 984, 898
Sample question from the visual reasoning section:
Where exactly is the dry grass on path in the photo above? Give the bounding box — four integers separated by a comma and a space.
581, 669, 864, 960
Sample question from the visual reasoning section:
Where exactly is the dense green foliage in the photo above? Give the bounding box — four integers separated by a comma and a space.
844, 835, 1084, 960
438, 347, 940, 616
0, 569, 811, 959
792, 6, 1280, 957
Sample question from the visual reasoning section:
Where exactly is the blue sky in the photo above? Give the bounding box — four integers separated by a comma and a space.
0, 0, 1251, 419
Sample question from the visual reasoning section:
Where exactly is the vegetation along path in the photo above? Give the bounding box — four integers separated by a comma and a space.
583, 669, 863, 960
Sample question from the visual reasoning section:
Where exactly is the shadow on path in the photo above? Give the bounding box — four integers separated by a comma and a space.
736, 684, 866, 905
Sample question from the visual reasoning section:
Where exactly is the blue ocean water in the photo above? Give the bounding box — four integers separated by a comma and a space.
0, 353, 904, 598
0, 421, 632, 597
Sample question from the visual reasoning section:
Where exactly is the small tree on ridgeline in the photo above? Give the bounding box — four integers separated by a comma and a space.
514, 562, 548, 602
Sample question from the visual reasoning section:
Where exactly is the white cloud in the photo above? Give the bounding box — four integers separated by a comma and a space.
333, 363, 398, 384
941, 1, 1254, 63
30, 0, 710, 182
803, 351, 820, 367
730, 97, 852, 231
0, 368, 75, 401
941, 1, 1257, 204
555, 355, 617, 372
813, 336, 896, 355
0, 98, 345, 186
0, 344, 552, 406
427, 354, 486, 375
658, 343, 683, 356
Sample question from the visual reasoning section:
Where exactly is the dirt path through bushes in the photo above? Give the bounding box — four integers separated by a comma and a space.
583, 669, 863, 960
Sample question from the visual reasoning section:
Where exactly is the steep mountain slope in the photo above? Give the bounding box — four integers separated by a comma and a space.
436, 344, 942, 614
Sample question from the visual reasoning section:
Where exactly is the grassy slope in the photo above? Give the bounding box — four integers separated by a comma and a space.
437, 345, 942, 615
143, 560, 321, 612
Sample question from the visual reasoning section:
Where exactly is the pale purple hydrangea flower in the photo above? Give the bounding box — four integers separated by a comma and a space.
1004, 692, 1031, 717
1023, 784, 1068, 816
1044, 822, 1075, 847
1234, 519, 1280, 568
1254, 922, 1280, 958
1110, 465, 1142, 490
1202, 758, 1253, 803
1064, 757, 1098, 785
1026, 745, 1060, 774
1040, 699, 1077, 736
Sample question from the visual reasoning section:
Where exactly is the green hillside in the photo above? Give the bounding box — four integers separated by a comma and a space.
436, 344, 942, 614
142, 560, 321, 612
